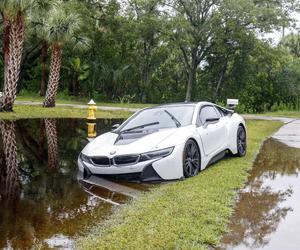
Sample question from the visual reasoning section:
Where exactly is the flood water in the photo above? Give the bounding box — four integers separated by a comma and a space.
219, 138, 300, 250
0, 119, 151, 249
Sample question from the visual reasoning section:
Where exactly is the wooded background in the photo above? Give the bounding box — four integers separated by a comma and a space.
1, 0, 300, 112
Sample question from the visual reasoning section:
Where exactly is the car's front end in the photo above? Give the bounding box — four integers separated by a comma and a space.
78, 143, 186, 181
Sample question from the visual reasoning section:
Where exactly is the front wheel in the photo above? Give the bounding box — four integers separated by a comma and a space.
183, 139, 201, 178
236, 125, 247, 157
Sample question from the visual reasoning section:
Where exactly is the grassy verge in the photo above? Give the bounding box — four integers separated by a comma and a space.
16, 95, 151, 109
0, 105, 132, 120
77, 120, 282, 250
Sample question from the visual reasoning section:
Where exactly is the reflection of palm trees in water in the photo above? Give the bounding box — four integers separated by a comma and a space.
45, 118, 59, 169
0, 121, 20, 201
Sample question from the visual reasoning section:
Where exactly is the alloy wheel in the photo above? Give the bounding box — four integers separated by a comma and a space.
237, 126, 247, 156
183, 140, 201, 177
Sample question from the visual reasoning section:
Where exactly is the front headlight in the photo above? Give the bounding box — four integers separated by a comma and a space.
140, 147, 174, 162
80, 153, 92, 164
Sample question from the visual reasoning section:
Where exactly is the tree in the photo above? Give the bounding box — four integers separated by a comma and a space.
45, 119, 59, 168
0, 120, 20, 201
169, 0, 222, 101
280, 33, 300, 57
0, 0, 31, 111
30, 0, 59, 96
43, 2, 82, 107
68, 57, 90, 96
169, 0, 299, 102
127, 0, 164, 102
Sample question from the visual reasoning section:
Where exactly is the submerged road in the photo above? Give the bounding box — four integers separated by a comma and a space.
220, 119, 300, 250
15, 100, 141, 112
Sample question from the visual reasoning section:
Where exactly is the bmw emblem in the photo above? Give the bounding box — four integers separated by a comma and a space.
110, 150, 116, 155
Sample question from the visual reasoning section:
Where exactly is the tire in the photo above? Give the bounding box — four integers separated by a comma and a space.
183, 139, 201, 178
236, 125, 247, 157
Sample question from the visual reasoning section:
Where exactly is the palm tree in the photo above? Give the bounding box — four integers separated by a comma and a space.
43, 3, 82, 107
30, 0, 58, 96
0, 0, 31, 112
44, 119, 59, 169
0, 121, 20, 201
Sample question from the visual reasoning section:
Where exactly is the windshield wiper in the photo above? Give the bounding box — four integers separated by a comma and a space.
164, 110, 181, 127
121, 122, 160, 133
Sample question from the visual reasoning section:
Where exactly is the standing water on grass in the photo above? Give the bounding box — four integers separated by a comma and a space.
0, 118, 151, 249
219, 138, 300, 250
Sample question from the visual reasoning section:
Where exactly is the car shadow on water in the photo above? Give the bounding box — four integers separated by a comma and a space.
0, 118, 152, 249
218, 138, 300, 250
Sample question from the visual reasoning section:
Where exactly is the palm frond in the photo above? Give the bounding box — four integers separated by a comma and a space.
0, 0, 33, 19
44, 3, 82, 45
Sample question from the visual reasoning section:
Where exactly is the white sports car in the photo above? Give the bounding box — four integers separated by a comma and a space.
78, 102, 247, 182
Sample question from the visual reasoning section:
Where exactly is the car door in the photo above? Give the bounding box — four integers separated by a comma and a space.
196, 105, 228, 156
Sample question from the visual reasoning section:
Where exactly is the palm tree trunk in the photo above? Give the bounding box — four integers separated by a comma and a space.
0, 13, 25, 112
3, 14, 11, 88
40, 41, 48, 96
0, 121, 20, 201
43, 44, 62, 107
45, 119, 59, 169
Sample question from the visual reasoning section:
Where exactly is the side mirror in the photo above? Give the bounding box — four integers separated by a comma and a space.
205, 117, 220, 123
203, 117, 220, 128
112, 124, 120, 130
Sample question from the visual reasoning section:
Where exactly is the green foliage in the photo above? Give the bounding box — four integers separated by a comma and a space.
1, 0, 300, 112
43, 2, 82, 46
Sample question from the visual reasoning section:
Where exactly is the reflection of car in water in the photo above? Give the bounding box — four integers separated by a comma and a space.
77, 171, 145, 205
78, 102, 247, 182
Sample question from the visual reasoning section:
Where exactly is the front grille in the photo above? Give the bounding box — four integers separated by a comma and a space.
91, 156, 110, 167
113, 155, 139, 166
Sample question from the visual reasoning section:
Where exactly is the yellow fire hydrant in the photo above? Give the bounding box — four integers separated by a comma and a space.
87, 99, 97, 120
87, 99, 97, 138
87, 122, 97, 138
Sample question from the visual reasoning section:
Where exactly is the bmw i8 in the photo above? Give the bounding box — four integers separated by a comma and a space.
78, 102, 247, 181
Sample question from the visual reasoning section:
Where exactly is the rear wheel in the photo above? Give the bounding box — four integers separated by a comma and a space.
183, 139, 201, 178
236, 125, 247, 157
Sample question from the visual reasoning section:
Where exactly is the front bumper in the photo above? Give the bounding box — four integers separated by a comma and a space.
78, 144, 184, 181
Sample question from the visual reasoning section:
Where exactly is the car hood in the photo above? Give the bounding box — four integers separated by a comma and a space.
82, 127, 184, 156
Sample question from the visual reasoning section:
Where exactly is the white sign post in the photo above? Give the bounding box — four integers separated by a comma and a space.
227, 99, 239, 110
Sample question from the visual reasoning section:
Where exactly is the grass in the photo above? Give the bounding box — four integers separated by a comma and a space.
76, 120, 282, 250
0, 105, 132, 120
16, 95, 151, 109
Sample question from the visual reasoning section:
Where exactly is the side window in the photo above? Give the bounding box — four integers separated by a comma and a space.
214, 106, 224, 117
199, 106, 219, 124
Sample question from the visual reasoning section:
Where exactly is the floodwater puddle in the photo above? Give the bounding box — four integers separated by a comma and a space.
0, 118, 152, 249
219, 138, 300, 250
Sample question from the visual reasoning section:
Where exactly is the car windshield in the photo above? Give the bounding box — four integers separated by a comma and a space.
120, 105, 195, 132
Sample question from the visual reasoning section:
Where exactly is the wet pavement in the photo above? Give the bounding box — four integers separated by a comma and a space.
219, 120, 300, 250
242, 115, 295, 124
15, 101, 141, 112
0, 118, 152, 249
272, 120, 300, 149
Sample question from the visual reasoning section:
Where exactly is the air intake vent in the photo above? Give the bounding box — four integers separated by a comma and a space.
113, 155, 139, 166
91, 157, 110, 167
